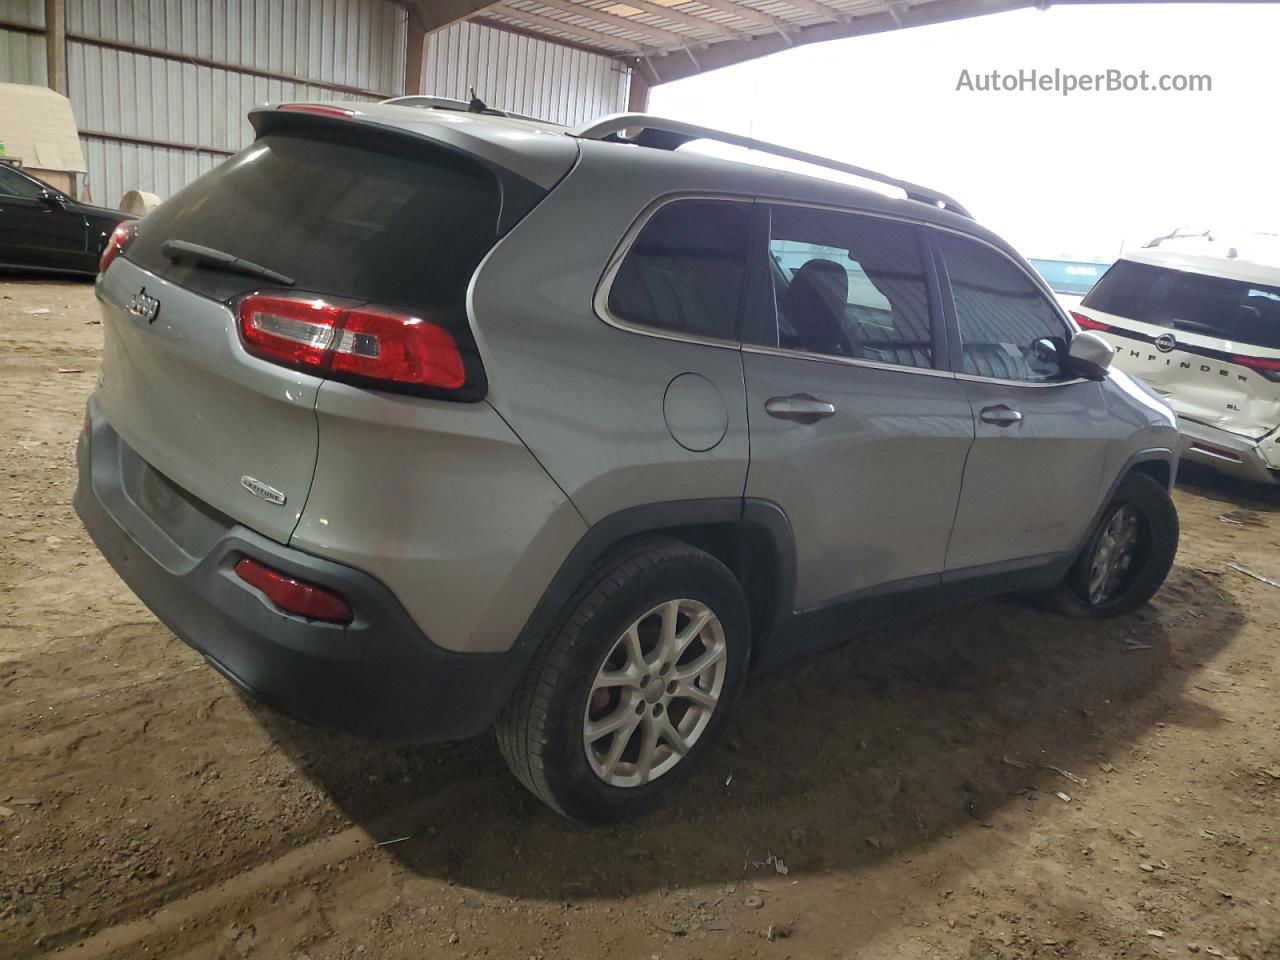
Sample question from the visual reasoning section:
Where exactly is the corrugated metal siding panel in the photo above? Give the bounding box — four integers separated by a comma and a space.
423, 19, 627, 126
80, 135, 221, 209
63, 0, 407, 206
1, 0, 45, 27
66, 0, 406, 94
0, 29, 47, 85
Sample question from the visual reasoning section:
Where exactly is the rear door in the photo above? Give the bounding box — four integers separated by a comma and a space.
1077, 259, 1280, 439
741, 204, 973, 609
934, 229, 1111, 571
97, 125, 515, 543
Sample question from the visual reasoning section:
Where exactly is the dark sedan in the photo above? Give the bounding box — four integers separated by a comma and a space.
0, 164, 135, 275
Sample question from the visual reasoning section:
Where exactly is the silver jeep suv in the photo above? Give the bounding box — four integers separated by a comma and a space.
76, 100, 1181, 822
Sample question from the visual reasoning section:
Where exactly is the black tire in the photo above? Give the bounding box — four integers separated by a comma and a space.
495, 536, 750, 824
1049, 471, 1179, 618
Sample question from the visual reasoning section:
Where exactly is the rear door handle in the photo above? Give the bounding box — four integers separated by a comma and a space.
765, 394, 836, 423
979, 404, 1023, 427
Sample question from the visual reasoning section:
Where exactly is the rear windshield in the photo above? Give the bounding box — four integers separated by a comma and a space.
127, 130, 502, 312
1083, 259, 1280, 349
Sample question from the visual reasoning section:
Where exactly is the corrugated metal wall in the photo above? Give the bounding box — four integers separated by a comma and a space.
423, 18, 628, 126
67, 0, 406, 95
64, 0, 408, 206
0, 30, 46, 85
0, 1, 46, 84
5, 2, 631, 206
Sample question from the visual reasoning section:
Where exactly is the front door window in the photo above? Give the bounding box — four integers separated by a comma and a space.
938, 231, 1071, 383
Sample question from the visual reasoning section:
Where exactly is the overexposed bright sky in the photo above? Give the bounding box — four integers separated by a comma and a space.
649, 3, 1280, 261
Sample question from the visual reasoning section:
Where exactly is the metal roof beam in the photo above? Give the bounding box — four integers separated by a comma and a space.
771, 0, 851, 21
642, 0, 1035, 82
678, 0, 796, 32
469, 13, 625, 56
600, 0, 752, 40
488, 3, 653, 52
410, 0, 503, 33
520, 0, 696, 46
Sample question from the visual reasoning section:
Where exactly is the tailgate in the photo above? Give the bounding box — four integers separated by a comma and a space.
90, 113, 571, 545
1101, 323, 1280, 439
1079, 257, 1280, 440
96, 257, 320, 543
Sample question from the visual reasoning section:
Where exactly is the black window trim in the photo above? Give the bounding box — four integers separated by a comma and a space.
593, 195, 1082, 388
592, 192, 754, 351
927, 223, 1088, 389
0, 163, 60, 203
738, 198, 957, 380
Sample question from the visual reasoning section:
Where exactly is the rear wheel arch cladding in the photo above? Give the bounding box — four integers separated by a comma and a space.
507, 499, 798, 677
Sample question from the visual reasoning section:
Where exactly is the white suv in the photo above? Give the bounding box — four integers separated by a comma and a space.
1074, 247, 1280, 485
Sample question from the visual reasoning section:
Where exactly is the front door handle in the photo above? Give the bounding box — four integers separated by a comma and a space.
765, 394, 836, 423
979, 404, 1023, 427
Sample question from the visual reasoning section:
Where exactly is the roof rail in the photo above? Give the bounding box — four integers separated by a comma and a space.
573, 113, 972, 219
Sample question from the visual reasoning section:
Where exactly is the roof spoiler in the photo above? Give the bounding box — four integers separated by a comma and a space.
573, 113, 972, 219
381, 94, 510, 117
380, 95, 547, 125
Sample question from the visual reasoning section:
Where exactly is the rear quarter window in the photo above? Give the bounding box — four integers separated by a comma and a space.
605, 199, 751, 342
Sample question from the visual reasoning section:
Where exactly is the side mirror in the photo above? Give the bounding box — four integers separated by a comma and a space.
1067, 330, 1114, 381
39, 190, 68, 210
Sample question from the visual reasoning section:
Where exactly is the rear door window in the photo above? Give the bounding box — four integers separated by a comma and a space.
1083, 259, 1280, 349
605, 199, 751, 342
756, 205, 936, 369
126, 130, 502, 315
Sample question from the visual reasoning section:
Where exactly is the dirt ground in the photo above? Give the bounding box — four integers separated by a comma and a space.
1, 275, 1278, 960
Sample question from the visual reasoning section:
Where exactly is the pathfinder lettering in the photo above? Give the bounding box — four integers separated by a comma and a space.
1127, 349, 1248, 381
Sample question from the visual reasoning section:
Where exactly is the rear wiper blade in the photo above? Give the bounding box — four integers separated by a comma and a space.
160, 239, 295, 286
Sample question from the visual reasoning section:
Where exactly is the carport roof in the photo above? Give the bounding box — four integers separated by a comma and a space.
402, 0, 1046, 84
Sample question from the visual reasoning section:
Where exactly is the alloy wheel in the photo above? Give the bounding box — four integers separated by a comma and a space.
583, 599, 727, 788
1087, 503, 1143, 605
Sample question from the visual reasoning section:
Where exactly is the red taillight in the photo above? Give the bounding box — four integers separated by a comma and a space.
234, 557, 353, 624
239, 295, 345, 371
1187, 442, 1244, 464
237, 294, 466, 391
1071, 311, 1110, 332
329, 308, 466, 388
278, 103, 356, 118
1230, 353, 1280, 382
99, 221, 134, 273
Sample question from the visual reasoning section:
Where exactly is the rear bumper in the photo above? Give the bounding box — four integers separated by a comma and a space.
74, 399, 530, 742
1177, 417, 1280, 486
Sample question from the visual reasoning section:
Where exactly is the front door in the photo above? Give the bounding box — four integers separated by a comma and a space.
742, 204, 974, 611
933, 229, 1111, 571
